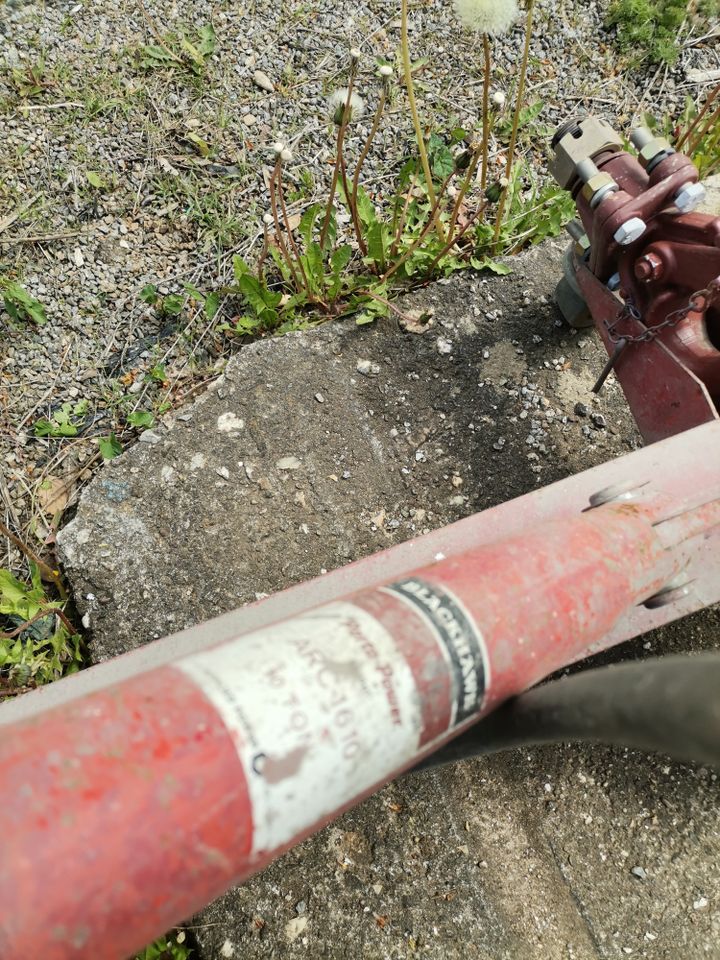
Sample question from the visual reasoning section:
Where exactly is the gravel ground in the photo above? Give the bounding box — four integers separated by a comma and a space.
1, 0, 719, 563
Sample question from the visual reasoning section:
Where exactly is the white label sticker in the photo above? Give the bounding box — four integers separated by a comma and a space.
176, 602, 422, 854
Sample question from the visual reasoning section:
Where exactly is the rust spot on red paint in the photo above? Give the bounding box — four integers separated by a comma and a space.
80, 786, 104, 803
153, 739, 172, 760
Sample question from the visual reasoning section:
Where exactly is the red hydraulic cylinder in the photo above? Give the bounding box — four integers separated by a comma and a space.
0, 498, 691, 959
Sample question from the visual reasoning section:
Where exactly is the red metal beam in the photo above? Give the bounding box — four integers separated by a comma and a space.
0, 422, 718, 959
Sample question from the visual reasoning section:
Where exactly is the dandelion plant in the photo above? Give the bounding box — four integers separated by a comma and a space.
319, 48, 362, 251
453, 0, 519, 191
400, 0, 444, 240
493, 0, 536, 249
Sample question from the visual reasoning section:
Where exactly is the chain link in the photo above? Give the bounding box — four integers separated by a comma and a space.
605, 276, 720, 346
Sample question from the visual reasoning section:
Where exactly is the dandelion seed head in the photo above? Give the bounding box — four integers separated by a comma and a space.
350, 47, 362, 62
492, 89, 506, 107
453, 0, 519, 35
328, 88, 365, 124
262, 212, 273, 225
280, 147, 293, 163
272, 141, 286, 156
379, 64, 393, 78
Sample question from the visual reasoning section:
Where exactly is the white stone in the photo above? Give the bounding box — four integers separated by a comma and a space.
285, 916, 308, 943
217, 412, 245, 433
253, 69, 274, 92
276, 456, 301, 470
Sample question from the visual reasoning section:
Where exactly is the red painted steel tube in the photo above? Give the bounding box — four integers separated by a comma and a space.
0, 500, 690, 960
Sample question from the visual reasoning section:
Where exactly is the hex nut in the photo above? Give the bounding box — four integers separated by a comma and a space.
638, 136, 672, 168
580, 172, 616, 204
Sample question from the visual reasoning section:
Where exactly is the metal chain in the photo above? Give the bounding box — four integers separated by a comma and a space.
604, 276, 720, 346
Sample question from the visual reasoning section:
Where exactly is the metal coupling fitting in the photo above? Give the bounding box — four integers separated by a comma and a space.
549, 116, 623, 191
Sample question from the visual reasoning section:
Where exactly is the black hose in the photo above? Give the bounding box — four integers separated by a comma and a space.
415, 654, 720, 771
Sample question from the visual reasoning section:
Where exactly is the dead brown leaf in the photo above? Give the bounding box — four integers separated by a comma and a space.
37, 476, 72, 520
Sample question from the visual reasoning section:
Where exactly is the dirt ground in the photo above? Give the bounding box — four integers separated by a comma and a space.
54, 237, 720, 959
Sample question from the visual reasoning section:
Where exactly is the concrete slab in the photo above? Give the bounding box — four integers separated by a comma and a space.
57, 238, 720, 959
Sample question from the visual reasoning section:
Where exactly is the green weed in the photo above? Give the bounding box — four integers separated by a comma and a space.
137, 24, 216, 76
670, 84, 720, 178
98, 433, 123, 460
0, 566, 82, 695
606, 0, 713, 67
1, 281, 47, 326
134, 931, 192, 960
34, 400, 89, 438
7, 59, 52, 99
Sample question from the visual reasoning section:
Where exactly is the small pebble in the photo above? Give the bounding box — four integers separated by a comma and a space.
356, 359, 380, 377
253, 69, 275, 92
276, 456, 301, 470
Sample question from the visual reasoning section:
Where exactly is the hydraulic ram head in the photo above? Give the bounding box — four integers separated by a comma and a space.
550, 115, 720, 443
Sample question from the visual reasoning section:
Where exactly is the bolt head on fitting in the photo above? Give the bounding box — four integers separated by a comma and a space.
634, 252, 664, 282
674, 181, 706, 214
614, 217, 647, 246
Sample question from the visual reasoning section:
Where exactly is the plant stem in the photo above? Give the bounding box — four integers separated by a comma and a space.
257, 227, 269, 283
426, 200, 487, 275
277, 166, 312, 296
0, 608, 51, 640
676, 82, 719, 152
492, 0, 535, 250
319, 70, 357, 251
269, 158, 303, 293
687, 99, 720, 158
357, 289, 421, 323
351, 89, 387, 256
481, 34, 492, 190
137, 0, 184, 66
0, 605, 78, 641
449, 145, 482, 235
381, 171, 454, 283
401, 0, 445, 242
54, 607, 79, 635
390, 173, 418, 260
338, 148, 359, 258
0, 518, 66, 600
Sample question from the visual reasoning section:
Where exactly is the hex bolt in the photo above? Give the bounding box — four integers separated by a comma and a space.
629, 126, 675, 172
642, 573, 694, 610
614, 217, 647, 246
576, 157, 600, 183
634, 252, 664, 282
629, 126, 656, 151
674, 181, 706, 214
587, 480, 647, 509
